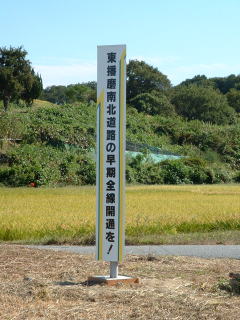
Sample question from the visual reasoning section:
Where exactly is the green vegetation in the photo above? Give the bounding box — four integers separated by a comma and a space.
130, 92, 175, 116
40, 82, 96, 105
171, 85, 236, 124
0, 56, 240, 187
0, 101, 239, 186
0, 103, 96, 186
0, 46, 42, 111
127, 60, 171, 101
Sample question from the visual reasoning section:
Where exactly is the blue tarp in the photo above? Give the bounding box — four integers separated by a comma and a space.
125, 151, 183, 163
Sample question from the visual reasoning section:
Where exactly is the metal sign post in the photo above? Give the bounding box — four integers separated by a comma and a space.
88, 44, 138, 285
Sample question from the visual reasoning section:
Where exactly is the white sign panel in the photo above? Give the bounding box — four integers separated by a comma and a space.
96, 45, 126, 262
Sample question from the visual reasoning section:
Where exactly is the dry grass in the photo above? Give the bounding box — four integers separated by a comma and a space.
0, 185, 240, 243
0, 244, 240, 319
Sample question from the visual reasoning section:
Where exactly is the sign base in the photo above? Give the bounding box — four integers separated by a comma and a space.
88, 275, 139, 286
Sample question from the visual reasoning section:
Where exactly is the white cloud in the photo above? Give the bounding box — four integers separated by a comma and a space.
34, 57, 240, 88
129, 56, 240, 85
34, 55, 181, 88
34, 62, 97, 88
167, 63, 240, 85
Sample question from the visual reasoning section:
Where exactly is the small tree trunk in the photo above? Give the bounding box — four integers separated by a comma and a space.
3, 97, 10, 112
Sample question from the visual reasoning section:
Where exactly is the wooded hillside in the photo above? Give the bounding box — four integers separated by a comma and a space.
1, 59, 240, 186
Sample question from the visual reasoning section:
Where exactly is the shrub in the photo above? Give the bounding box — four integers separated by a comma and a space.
233, 171, 240, 182
23, 103, 96, 149
171, 85, 236, 125
0, 144, 96, 187
160, 160, 191, 184
126, 155, 233, 185
130, 92, 175, 116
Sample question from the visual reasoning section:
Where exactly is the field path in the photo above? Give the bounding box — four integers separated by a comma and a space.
26, 245, 240, 259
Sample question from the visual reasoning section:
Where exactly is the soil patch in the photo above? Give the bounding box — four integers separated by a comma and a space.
0, 244, 239, 319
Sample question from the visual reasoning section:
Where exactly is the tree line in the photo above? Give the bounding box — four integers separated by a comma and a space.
1, 46, 240, 126
41, 58, 240, 125
1, 46, 240, 187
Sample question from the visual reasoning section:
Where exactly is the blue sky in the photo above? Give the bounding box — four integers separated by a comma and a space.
1, 0, 240, 87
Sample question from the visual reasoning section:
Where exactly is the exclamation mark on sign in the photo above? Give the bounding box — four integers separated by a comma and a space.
107, 245, 113, 254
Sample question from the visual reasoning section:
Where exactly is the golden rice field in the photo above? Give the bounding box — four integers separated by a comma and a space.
0, 185, 240, 244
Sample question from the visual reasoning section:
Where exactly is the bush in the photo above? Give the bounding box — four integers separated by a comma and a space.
226, 89, 240, 113
182, 158, 210, 184
23, 104, 96, 149
1, 100, 239, 187
126, 155, 233, 185
126, 154, 164, 184
0, 144, 96, 187
130, 92, 175, 116
0, 112, 26, 141
171, 85, 236, 125
233, 171, 240, 182
160, 160, 192, 184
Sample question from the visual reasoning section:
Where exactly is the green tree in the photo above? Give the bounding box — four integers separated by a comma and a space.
41, 85, 67, 104
21, 71, 43, 106
41, 82, 96, 105
130, 92, 176, 116
171, 85, 236, 125
0, 46, 42, 111
65, 83, 96, 104
179, 75, 215, 88
127, 60, 171, 101
83, 81, 97, 91
226, 88, 240, 113
211, 74, 240, 94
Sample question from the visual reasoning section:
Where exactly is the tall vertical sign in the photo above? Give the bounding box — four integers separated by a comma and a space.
96, 45, 126, 263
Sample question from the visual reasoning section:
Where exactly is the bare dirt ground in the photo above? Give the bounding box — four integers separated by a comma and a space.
0, 244, 239, 320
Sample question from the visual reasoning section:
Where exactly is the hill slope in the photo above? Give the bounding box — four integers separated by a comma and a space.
0, 101, 240, 186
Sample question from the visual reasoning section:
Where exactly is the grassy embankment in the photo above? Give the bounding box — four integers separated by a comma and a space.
0, 185, 240, 244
